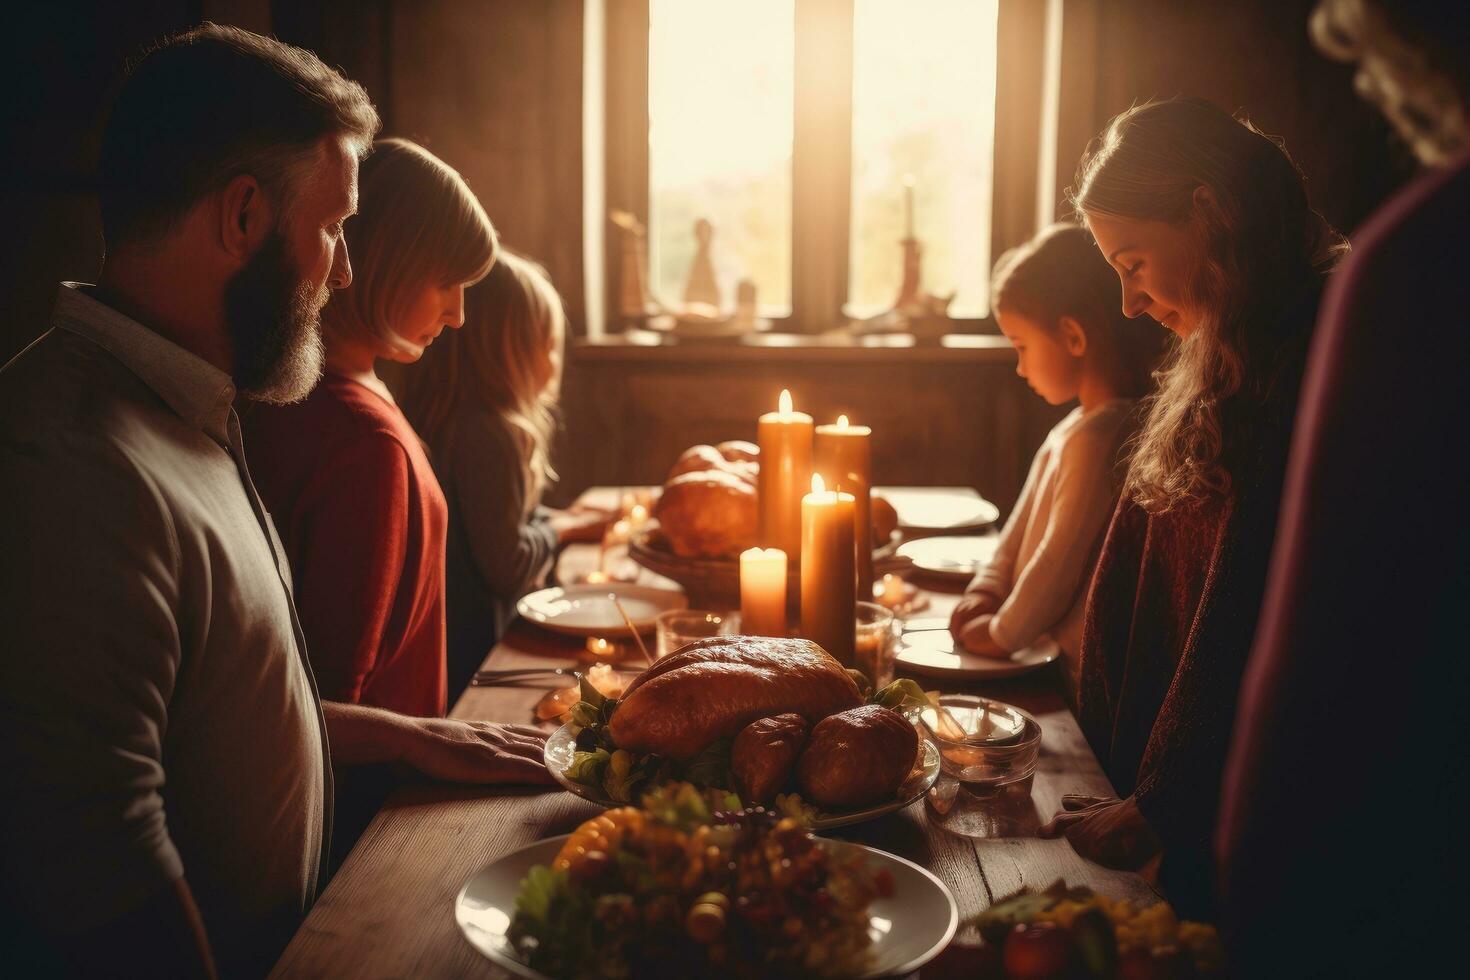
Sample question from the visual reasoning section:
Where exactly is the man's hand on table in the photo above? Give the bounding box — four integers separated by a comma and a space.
323, 702, 555, 785
1039, 794, 1162, 870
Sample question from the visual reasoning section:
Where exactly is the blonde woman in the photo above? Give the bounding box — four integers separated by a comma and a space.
396, 251, 609, 696
244, 138, 498, 719
1039, 99, 1347, 917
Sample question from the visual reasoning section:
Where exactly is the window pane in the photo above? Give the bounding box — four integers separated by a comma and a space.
848, 0, 999, 319
648, 0, 794, 317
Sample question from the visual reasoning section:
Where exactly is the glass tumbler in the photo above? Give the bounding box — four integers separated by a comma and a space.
655, 608, 735, 659
854, 600, 897, 689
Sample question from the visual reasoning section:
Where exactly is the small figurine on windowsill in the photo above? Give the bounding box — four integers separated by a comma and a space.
858, 175, 956, 340
610, 209, 660, 328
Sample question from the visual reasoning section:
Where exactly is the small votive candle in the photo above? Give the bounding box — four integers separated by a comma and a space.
740, 547, 788, 637
585, 636, 616, 660
877, 573, 907, 610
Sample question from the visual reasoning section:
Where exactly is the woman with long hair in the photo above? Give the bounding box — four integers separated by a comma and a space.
396, 251, 609, 698
1039, 99, 1347, 916
244, 138, 498, 719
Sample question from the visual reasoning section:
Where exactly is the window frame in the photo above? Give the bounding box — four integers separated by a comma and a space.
602, 0, 1053, 336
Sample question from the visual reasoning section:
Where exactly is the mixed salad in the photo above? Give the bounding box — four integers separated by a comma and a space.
507, 783, 892, 979
964, 881, 1224, 978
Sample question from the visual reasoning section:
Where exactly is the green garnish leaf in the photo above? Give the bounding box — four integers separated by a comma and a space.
566, 748, 611, 788
680, 737, 734, 790
871, 678, 931, 713
578, 674, 606, 710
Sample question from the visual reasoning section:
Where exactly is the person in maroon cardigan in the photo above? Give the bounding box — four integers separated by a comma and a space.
1218, 3, 1469, 974
1038, 99, 1348, 917
245, 138, 498, 719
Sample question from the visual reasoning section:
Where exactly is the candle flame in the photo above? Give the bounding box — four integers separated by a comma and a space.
811, 473, 825, 494
779, 389, 793, 415
904, 173, 916, 189
837, 414, 849, 427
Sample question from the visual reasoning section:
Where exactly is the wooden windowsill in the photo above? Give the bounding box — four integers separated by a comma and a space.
570, 331, 1017, 364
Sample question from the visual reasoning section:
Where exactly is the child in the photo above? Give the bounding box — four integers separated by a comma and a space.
396, 251, 610, 698
244, 138, 498, 718
950, 223, 1160, 695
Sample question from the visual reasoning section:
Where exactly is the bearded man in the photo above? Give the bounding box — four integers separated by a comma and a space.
0, 24, 548, 978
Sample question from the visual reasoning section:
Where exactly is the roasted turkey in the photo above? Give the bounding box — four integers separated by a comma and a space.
608, 636, 862, 759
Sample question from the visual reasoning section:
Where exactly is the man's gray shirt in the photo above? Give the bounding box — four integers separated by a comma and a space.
0, 285, 330, 973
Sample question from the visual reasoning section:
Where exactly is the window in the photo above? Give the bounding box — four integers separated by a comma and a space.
847, 0, 998, 319
648, 0, 794, 317
604, 0, 1045, 333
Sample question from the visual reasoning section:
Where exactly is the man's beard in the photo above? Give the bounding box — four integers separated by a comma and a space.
225, 230, 328, 405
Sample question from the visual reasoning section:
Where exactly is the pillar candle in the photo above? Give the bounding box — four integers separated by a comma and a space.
815, 414, 874, 601
801, 474, 856, 667
757, 388, 814, 560
740, 547, 787, 637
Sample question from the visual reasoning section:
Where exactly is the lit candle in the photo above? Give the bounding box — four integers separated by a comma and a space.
740, 547, 788, 637
903, 174, 916, 240
877, 573, 906, 609
801, 473, 856, 667
815, 413, 874, 601
757, 388, 814, 560
585, 636, 616, 660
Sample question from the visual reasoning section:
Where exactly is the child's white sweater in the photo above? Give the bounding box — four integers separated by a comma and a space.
967, 399, 1135, 670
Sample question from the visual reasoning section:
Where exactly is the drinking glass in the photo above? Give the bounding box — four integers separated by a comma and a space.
854, 600, 897, 689
655, 609, 735, 659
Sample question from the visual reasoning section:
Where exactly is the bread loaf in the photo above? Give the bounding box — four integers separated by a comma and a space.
796, 705, 919, 808
731, 713, 808, 803
654, 470, 757, 558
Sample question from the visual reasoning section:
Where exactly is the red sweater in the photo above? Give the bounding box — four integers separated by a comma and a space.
243, 376, 448, 717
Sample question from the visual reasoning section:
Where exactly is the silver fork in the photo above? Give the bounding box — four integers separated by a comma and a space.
469, 667, 581, 687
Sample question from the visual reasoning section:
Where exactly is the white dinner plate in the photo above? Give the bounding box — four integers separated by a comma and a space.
896, 534, 1000, 580
515, 583, 687, 637
455, 833, 958, 980
875, 486, 1001, 534
544, 722, 941, 830
896, 629, 1061, 680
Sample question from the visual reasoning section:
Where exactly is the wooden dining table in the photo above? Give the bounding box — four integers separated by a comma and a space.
270, 488, 1157, 979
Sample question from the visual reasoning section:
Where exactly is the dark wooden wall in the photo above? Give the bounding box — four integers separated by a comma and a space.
553, 342, 1066, 515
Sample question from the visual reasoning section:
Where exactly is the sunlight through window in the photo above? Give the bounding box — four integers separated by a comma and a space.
847, 0, 998, 319
648, 0, 795, 317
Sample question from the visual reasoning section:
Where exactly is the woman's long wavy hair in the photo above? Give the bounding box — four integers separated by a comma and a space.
322, 138, 497, 356
397, 250, 565, 510
1072, 99, 1348, 512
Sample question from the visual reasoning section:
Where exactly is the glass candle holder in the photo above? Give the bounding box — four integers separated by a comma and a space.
854, 600, 897, 689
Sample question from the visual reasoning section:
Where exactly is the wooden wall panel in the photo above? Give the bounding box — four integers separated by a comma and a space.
384, 0, 586, 329
550, 345, 1067, 518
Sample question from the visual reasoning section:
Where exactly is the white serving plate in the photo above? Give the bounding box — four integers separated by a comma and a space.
516, 583, 687, 637
544, 722, 941, 830
455, 833, 958, 979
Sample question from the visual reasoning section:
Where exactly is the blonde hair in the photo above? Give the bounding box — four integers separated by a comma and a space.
322, 138, 497, 355
1072, 99, 1347, 512
991, 223, 1163, 399
1312, 0, 1469, 166
398, 251, 565, 510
